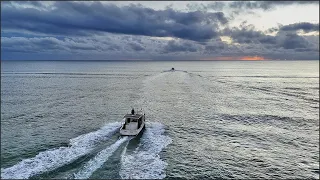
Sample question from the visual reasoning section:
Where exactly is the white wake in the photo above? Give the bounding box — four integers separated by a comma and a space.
1, 122, 121, 179
74, 136, 131, 179
119, 122, 172, 179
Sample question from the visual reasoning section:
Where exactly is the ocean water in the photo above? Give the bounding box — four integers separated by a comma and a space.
1, 60, 319, 179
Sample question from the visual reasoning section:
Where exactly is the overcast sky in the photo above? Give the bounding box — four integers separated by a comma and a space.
1, 1, 319, 60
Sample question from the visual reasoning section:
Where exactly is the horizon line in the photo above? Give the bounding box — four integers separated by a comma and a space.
1, 59, 319, 61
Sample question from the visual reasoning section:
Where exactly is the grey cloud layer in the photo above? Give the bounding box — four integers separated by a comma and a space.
1, 1, 319, 60
280, 22, 319, 33
3, 27, 318, 60
228, 1, 319, 11
266, 22, 320, 34
163, 40, 199, 53
1, 1, 228, 42
187, 1, 319, 12
223, 22, 318, 53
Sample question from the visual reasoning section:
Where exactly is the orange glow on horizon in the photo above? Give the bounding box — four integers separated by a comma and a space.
201, 56, 266, 61
239, 56, 265, 61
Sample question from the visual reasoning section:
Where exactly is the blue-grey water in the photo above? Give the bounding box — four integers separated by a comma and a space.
1, 60, 319, 179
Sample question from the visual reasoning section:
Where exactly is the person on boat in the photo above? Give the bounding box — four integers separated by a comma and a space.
131, 108, 135, 114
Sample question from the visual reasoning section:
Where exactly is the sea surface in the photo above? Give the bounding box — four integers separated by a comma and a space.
1, 60, 319, 179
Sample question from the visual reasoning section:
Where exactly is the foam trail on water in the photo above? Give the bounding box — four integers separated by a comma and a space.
74, 136, 131, 179
120, 122, 172, 179
1, 122, 121, 179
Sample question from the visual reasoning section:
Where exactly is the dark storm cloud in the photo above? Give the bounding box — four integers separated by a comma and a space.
1, 1, 319, 60
280, 33, 311, 49
1, 1, 228, 42
162, 40, 199, 53
189, 1, 319, 20
223, 24, 317, 54
107, 45, 121, 51
280, 22, 319, 33
204, 42, 226, 53
1, 37, 65, 53
2, 34, 164, 57
129, 43, 145, 51
1, 36, 107, 54
266, 22, 319, 35
223, 26, 277, 45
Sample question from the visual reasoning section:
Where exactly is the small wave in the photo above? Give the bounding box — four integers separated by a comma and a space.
120, 122, 172, 179
74, 136, 131, 179
1, 72, 133, 76
0, 122, 120, 179
218, 75, 319, 79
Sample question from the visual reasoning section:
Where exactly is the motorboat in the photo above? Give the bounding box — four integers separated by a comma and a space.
120, 110, 145, 136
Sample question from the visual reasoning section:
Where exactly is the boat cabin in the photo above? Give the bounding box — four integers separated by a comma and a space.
120, 110, 146, 136
123, 114, 144, 129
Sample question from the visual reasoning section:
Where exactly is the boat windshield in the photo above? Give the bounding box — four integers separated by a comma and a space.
126, 118, 138, 122
124, 114, 143, 119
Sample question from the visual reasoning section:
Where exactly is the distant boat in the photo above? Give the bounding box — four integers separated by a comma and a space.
120, 109, 145, 136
